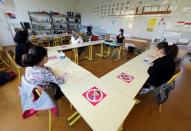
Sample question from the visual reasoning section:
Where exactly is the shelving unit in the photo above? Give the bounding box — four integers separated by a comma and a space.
28, 11, 81, 34
28, 11, 52, 34
51, 12, 68, 34
67, 12, 81, 31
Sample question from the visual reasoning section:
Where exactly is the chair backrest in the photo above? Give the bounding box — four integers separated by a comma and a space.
167, 72, 181, 84
0, 45, 3, 56
7, 49, 20, 69
31, 35, 36, 39
105, 34, 110, 40
30, 35, 38, 43
44, 36, 49, 41
54, 37, 61, 42
54, 37, 62, 46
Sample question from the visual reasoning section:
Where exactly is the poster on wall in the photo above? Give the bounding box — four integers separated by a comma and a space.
4, 12, 16, 19
3, 10, 21, 36
147, 17, 157, 32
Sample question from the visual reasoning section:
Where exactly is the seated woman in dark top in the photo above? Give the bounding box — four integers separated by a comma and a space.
140, 42, 178, 94
14, 30, 32, 67
116, 29, 125, 44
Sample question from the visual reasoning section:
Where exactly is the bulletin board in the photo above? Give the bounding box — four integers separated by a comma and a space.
162, 31, 182, 43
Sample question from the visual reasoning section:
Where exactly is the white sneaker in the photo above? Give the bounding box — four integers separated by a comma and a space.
139, 87, 154, 95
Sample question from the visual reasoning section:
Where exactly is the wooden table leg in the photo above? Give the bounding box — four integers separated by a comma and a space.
117, 121, 124, 131
96, 43, 104, 58
104, 46, 111, 58
72, 48, 79, 64
85, 45, 94, 61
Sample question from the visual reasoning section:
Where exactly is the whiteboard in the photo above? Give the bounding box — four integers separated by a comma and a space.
162, 31, 182, 43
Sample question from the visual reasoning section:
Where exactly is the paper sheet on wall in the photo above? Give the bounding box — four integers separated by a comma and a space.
147, 17, 157, 32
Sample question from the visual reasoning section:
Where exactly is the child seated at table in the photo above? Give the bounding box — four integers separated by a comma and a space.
71, 32, 85, 56
22, 46, 69, 100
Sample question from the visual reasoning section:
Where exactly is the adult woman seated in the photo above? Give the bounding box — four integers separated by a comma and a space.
140, 42, 178, 94
14, 30, 32, 67
116, 29, 125, 45
108, 29, 125, 58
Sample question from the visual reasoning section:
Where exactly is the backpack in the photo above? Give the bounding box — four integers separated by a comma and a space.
155, 81, 176, 104
0, 71, 17, 85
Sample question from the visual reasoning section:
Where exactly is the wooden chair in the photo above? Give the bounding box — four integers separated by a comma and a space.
35, 88, 52, 131
53, 37, 62, 46
43, 36, 52, 47
61, 36, 71, 45
7, 49, 23, 83
0, 46, 9, 70
31, 36, 43, 46
158, 72, 181, 112
30, 35, 38, 45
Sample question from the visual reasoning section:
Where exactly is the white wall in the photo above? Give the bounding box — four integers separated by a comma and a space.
0, 0, 16, 46
13, 0, 78, 22
0, 0, 78, 46
78, 0, 191, 41
77, 0, 171, 40
166, 0, 191, 32
1, 0, 16, 11
162, 0, 191, 41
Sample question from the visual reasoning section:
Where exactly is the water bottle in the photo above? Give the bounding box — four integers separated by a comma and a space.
59, 51, 65, 60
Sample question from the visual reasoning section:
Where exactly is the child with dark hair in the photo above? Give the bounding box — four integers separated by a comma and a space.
140, 42, 178, 94
14, 30, 32, 67
22, 46, 68, 100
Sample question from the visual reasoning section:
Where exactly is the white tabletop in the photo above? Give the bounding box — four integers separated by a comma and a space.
46, 50, 92, 85
104, 41, 121, 47
61, 75, 136, 131
122, 49, 156, 68
101, 49, 157, 98
46, 40, 104, 52
126, 38, 148, 43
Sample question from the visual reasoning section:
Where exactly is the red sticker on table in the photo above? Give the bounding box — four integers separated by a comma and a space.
48, 56, 58, 60
82, 87, 107, 106
117, 72, 134, 83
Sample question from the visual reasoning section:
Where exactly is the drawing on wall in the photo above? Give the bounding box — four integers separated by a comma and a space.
147, 17, 157, 32
92, 0, 131, 17
5, 12, 16, 19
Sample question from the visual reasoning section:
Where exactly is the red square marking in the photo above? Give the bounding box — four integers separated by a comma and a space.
82, 87, 107, 106
117, 72, 134, 83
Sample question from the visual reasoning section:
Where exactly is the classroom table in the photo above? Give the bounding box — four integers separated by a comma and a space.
46, 50, 92, 85
60, 75, 136, 131
101, 49, 157, 99
177, 45, 190, 59
126, 38, 149, 51
46, 49, 136, 130
47, 40, 104, 64
103, 41, 123, 61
